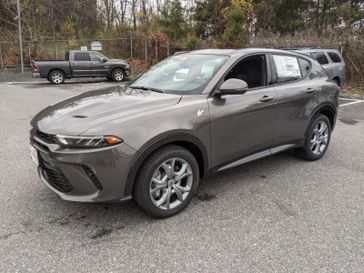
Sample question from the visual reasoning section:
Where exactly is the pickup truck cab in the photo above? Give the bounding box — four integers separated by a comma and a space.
32, 50, 131, 84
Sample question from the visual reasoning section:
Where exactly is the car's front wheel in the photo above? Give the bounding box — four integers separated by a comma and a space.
111, 68, 125, 82
296, 114, 331, 160
133, 145, 199, 218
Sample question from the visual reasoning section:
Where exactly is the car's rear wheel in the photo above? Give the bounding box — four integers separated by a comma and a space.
48, 70, 65, 84
111, 68, 125, 82
296, 114, 331, 160
133, 145, 199, 218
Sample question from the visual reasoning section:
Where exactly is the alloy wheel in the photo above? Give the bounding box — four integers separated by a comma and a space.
113, 70, 124, 81
149, 157, 193, 210
310, 120, 329, 155
51, 72, 63, 84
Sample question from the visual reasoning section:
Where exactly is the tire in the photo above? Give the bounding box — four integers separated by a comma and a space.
48, 70, 65, 84
133, 145, 200, 218
111, 68, 126, 82
296, 114, 331, 161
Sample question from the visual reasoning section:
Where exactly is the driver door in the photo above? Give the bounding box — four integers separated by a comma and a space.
208, 54, 277, 170
89, 52, 109, 76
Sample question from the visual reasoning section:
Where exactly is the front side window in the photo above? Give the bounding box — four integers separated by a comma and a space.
90, 52, 107, 62
130, 54, 228, 94
225, 54, 267, 88
311, 52, 329, 65
327, 52, 342, 63
74, 52, 90, 61
272, 54, 301, 83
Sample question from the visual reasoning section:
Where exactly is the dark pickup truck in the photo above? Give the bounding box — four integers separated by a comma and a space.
31, 50, 131, 84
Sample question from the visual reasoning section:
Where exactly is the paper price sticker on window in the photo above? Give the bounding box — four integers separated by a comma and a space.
273, 55, 301, 78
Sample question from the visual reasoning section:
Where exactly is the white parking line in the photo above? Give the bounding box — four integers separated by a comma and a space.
339, 99, 364, 107
339, 97, 357, 101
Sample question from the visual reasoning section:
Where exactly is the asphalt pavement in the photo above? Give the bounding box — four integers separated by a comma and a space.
0, 80, 363, 273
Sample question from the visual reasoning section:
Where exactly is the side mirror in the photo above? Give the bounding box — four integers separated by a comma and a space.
101, 58, 107, 63
216, 78, 248, 95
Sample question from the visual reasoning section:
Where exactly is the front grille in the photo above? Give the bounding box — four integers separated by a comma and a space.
34, 130, 56, 144
83, 166, 103, 190
40, 160, 73, 193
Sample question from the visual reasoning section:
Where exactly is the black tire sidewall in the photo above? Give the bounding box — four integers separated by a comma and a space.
111, 68, 125, 82
134, 146, 199, 218
303, 114, 331, 160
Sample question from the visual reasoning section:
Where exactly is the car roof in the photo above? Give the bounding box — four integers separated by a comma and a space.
185, 48, 305, 57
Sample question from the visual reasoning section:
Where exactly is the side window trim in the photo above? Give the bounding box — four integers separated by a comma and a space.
268, 53, 312, 86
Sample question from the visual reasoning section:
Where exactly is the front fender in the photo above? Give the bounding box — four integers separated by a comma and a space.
123, 131, 210, 196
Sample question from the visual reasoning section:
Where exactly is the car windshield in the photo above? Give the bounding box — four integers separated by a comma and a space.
130, 54, 229, 94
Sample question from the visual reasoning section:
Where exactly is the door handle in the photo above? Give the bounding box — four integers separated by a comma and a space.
305, 88, 317, 94
259, 95, 274, 103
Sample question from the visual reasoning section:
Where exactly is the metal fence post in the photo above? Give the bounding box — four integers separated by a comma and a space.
155, 40, 158, 61
55, 41, 58, 59
28, 42, 31, 65
167, 41, 170, 57
130, 37, 132, 59
144, 38, 148, 61
0, 45, 3, 69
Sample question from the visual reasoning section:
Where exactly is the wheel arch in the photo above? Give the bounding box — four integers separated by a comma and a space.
332, 76, 341, 87
47, 68, 66, 79
301, 102, 337, 146
124, 133, 210, 196
110, 66, 125, 75
313, 103, 336, 129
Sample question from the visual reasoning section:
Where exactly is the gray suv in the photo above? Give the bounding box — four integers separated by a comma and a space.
30, 48, 339, 217
288, 48, 346, 87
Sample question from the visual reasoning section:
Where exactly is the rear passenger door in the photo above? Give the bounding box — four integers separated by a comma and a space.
71, 52, 92, 76
270, 54, 320, 147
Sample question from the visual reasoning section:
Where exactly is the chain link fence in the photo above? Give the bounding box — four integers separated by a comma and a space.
0, 37, 178, 69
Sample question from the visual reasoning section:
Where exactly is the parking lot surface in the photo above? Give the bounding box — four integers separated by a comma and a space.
0, 81, 363, 273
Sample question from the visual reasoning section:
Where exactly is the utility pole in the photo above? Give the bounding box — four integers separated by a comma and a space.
16, 0, 24, 73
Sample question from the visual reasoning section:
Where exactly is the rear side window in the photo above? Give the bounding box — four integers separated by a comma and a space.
311, 52, 329, 65
298, 58, 311, 77
74, 52, 90, 61
327, 52, 342, 63
272, 54, 301, 83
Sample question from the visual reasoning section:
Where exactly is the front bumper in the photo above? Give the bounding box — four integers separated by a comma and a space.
125, 69, 131, 77
30, 130, 137, 202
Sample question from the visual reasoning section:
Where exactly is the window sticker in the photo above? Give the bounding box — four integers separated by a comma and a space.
273, 55, 301, 78
173, 68, 189, 81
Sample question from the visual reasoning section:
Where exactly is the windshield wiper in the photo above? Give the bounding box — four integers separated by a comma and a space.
129, 85, 164, 93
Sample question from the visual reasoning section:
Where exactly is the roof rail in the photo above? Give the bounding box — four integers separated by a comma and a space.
282, 46, 336, 50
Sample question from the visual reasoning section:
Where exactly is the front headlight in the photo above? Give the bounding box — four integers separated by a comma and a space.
55, 135, 123, 148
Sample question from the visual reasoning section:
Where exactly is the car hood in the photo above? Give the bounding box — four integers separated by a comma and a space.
31, 86, 181, 135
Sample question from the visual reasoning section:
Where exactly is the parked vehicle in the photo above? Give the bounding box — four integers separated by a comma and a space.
351, 19, 364, 30
31, 50, 131, 84
287, 47, 345, 87
30, 48, 339, 217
